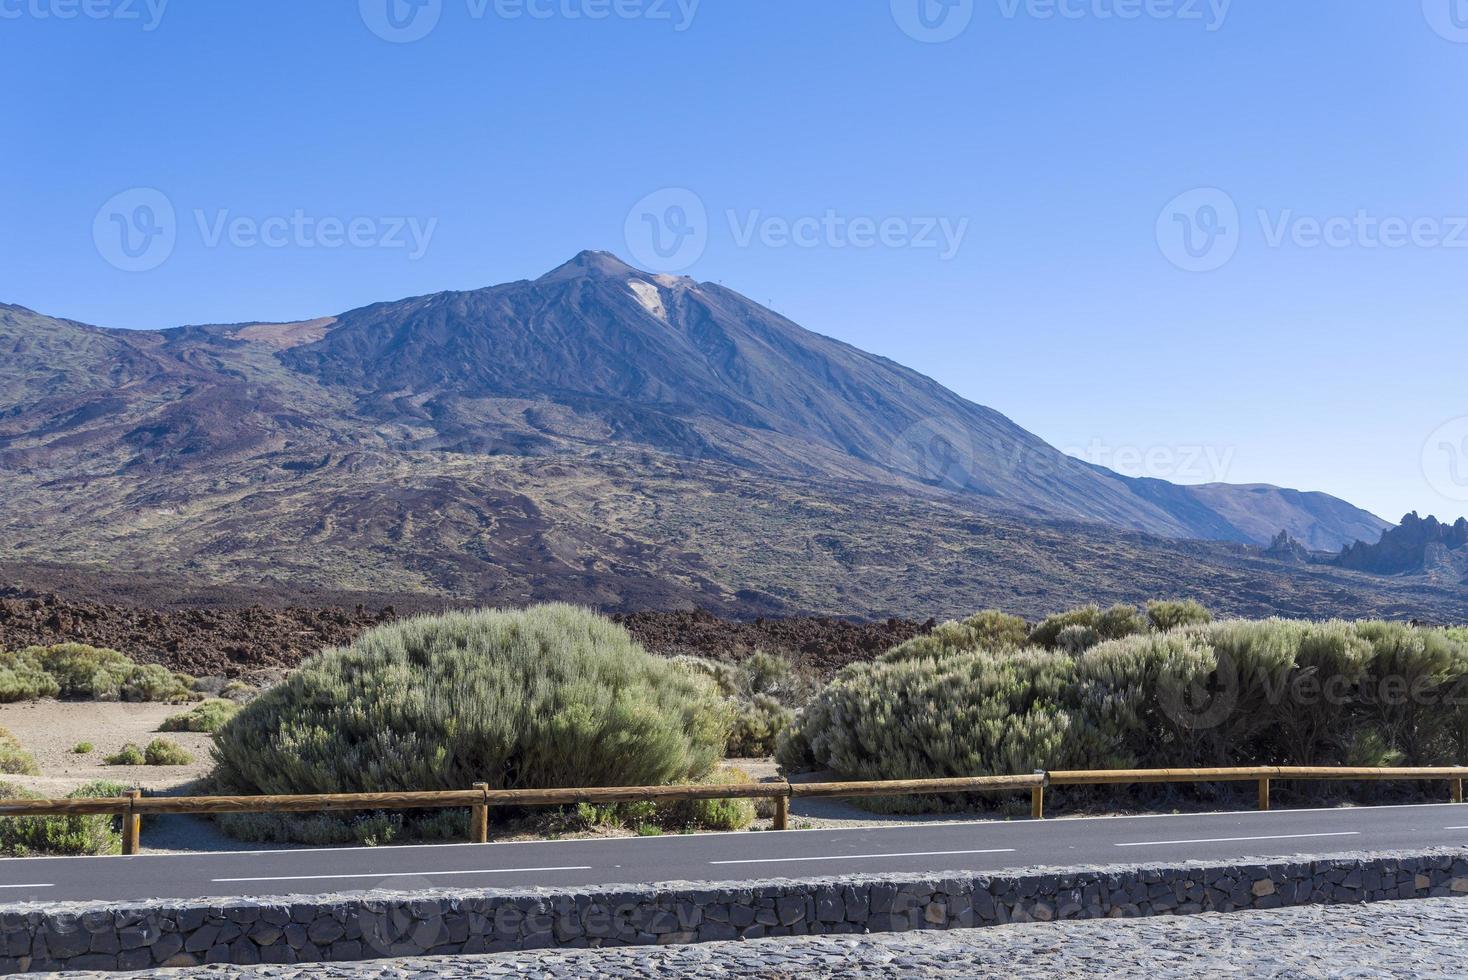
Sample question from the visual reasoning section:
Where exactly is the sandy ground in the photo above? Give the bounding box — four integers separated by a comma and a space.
0, 700, 215, 796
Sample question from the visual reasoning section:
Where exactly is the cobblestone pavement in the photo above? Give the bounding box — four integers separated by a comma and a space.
64, 897, 1468, 979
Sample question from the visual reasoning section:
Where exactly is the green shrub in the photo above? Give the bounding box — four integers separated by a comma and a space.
727, 694, 795, 757
144, 738, 193, 766
104, 743, 146, 766
0, 726, 39, 776
214, 810, 465, 848
0, 650, 61, 702
674, 650, 810, 757
1028, 604, 1149, 651
880, 611, 1030, 664
159, 698, 241, 733
0, 644, 193, 703
656, 766, 757, 831
1055, 624, 1101, 655
779, 647, 1103, 793
211, 605, 731, 810
1146, 599, 1214, 632
785, 615, 1468, 797
71, 742, 93, 754
0, 780, 127, 856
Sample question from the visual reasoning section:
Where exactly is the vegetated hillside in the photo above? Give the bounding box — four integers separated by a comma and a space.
1338, 513, 1468, 583
0, 254, 1429, 623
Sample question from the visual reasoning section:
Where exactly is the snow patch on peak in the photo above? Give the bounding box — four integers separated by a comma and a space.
627, 280, 667, 321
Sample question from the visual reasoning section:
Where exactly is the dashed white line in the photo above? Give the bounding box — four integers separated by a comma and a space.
1444, 826, 1468, 831
1115, 832, 1360, 848
0, 884, 52, 889
709, 849, 1016, 866
211, 866, 591, 884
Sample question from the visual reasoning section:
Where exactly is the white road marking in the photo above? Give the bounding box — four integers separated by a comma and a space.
211, 866, 590, 883
1115, 832, 1359, 848
1444, 826, 1468, 830
0, 884, 52, 889
709, 848, 1016, 866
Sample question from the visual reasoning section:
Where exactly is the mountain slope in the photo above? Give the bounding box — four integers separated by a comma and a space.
276, 251, 1385, 549
0, 254, 1424, 622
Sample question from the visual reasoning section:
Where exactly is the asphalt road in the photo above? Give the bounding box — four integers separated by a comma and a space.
3, 803, 1468, 905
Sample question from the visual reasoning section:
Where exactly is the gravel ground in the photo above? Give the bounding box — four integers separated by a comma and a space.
58, 897, 1468, 978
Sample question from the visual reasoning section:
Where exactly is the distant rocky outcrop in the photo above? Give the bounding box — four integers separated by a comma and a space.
1338, 513, 1468, 583
1265, 530, 1312, 564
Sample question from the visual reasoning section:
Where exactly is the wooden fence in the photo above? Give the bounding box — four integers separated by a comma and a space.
3, 767, 1465, 856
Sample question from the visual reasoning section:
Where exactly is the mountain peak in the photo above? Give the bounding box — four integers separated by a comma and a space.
537, 250, 645, 283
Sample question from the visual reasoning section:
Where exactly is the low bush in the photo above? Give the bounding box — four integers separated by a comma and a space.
881, 611, 1031, 664
0, 652, 61, 702
0, 780, 128, 856
674, 650, 811, 756
656, 766, 757, 831
71, 742, 93, 754
1146, 599, 1214, 632
211, 605, 731, 817
1027, 604, 1150, 651
783, 617, 1468, 802
214, 810, 466, 848
104, 743, 146, 766
0, 645, 194, 704
144, 738, 193, 766
159, 698, 241, 733
0, 726, 39, 776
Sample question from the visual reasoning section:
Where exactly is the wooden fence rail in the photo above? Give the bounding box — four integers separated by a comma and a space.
3, 767, 1465, 856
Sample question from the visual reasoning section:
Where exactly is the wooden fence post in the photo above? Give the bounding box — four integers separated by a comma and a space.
470, 783, 490, 843
1453, 779, 1464, 804
122, 789, 141, 855
1030, 785, 1044, 820
1258, 777, 1271, 812
772, 793, 790, 831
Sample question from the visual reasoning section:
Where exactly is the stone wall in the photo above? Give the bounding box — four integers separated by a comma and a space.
4, 849, 1467, 974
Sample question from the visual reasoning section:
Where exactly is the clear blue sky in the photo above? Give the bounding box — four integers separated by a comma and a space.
3, 0, 1466, 525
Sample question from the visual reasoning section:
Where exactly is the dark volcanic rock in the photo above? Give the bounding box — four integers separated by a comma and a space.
1338, 513, 1468, 582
